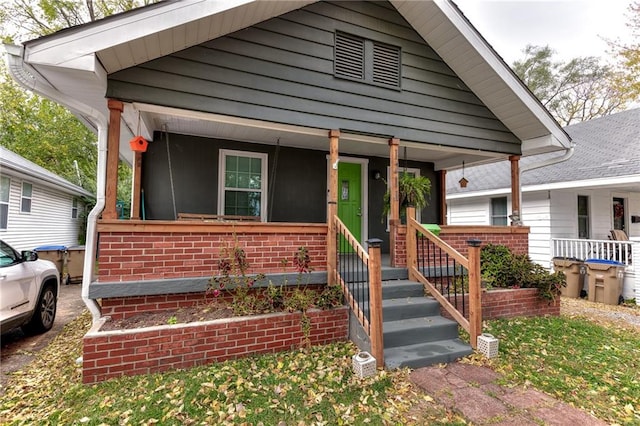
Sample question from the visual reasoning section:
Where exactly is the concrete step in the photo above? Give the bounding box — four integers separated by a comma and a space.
381, 267, 409, 281
384, 338, 473, 369
383, 316, 459, 348
381, 297, 441, 321
381, 279, 425, 299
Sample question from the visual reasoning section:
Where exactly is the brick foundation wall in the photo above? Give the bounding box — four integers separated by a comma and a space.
97, 229, 327, 283
392, 225, 530, 265
440, 226, 530, 257
101, 286, 326, 321
101, 292, 217, 320
83, 306, 348, 384
440, 288, 560, 322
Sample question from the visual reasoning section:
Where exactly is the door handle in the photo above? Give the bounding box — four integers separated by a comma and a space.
356, 208, 362, 217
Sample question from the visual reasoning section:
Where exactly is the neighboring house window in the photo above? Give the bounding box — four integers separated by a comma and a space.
577, 195, 590, 239
490, 197, 508, 226
613, 197, 625, 231
0, 176, 9, 230
334, 32, 401, 89
218, 150, 267, 220
72, 198, 79, 219
20, 182, 32, 213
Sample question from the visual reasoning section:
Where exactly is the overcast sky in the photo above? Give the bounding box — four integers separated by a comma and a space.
454, 0, 633, 64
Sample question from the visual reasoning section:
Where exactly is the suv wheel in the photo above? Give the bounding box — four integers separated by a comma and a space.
23, 285, 57, 334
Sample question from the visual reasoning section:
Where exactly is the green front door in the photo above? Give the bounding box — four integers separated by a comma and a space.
337, 162, 362, 247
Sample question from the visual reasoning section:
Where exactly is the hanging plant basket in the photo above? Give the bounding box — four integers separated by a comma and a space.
129, 135, 148, 153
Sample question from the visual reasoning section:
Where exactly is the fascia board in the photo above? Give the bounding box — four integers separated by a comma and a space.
23, 0, 256, 67
1, 162, 94, 198
447, 175, 640, 200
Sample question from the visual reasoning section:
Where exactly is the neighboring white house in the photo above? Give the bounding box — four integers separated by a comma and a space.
0, 146, 94, 251
446, 109, 640, 301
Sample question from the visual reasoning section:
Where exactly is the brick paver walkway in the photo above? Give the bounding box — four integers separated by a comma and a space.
410, 363, 607, 425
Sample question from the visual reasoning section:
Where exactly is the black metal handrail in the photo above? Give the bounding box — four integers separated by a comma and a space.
417, 233, 467, 318
334, 216, 371, 333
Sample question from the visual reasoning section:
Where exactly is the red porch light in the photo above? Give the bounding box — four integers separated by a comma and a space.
129, 135, 148, 153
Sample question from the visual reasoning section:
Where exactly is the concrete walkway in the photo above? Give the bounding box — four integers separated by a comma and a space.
410, 362, 607, 425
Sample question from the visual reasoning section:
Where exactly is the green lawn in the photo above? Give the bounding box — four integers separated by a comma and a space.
483, 315, 640, 425
2, 309, 639, 425
0, 312, 459, 425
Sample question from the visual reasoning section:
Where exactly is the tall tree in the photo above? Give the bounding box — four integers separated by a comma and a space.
1, 0, 156, 40
609, 1, 640, 100
1, 1, 156, 204
0, 61, 97, 193
512, 45, 632, 125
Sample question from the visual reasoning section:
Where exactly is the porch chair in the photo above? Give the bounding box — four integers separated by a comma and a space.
610, 229, 632, 263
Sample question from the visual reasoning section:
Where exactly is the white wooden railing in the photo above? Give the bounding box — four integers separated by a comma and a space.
551, 238, 634, 267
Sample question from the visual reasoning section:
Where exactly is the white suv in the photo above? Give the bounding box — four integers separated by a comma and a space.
0, 240, 59, 335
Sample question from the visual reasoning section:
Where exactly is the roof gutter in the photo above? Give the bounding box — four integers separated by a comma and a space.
512, 143, 576, 224
4, 44, 105, 323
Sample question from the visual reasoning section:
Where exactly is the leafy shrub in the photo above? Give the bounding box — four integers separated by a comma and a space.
480, 244, 565, 301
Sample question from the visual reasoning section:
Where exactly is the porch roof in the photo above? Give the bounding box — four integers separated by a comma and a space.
446, 108, 640, 198
5, 0, 570, 169
0, 146, 94, 198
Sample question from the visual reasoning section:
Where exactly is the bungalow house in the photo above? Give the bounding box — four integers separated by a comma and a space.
0, 146, 93, 251
5, 0, 571, 380
446, 109, 640, 303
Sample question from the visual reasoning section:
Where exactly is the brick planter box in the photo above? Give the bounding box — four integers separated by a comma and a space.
83, 306, 348, 384
441, 288, 560, 321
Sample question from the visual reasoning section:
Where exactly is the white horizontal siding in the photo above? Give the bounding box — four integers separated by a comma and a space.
0, 174, 83, 251
447, 197, 493, 225
521, 192, 551, 267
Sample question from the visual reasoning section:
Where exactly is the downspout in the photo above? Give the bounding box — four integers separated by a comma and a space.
5, 44, 105, 322
514, 142, 576, 224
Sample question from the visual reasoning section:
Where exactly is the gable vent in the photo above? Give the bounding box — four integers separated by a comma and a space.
373, 42, 400, 87
335, 33, 365, 80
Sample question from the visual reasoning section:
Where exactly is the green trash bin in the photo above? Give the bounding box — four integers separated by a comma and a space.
421, 224, 441, 236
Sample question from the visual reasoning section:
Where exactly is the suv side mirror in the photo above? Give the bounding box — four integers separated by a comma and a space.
21, 250, 39, 262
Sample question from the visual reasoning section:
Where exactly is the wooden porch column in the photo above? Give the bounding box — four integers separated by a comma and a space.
103, 99, 123, 220
130, 151, 143, 219
327, 129, 340, 285
388, 138, 400, 267
467, 238, 482, 349
509, 155, 521, 226
439, 170, 447, 225
367, 238, 384, 366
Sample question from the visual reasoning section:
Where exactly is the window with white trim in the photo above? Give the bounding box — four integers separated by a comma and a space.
218, 150, 268, 220
21, 182, 32, 213
577, 195, 590, 239
72, 198, 79, 219
0, 176, 9, 230
490, 197, 508, 226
